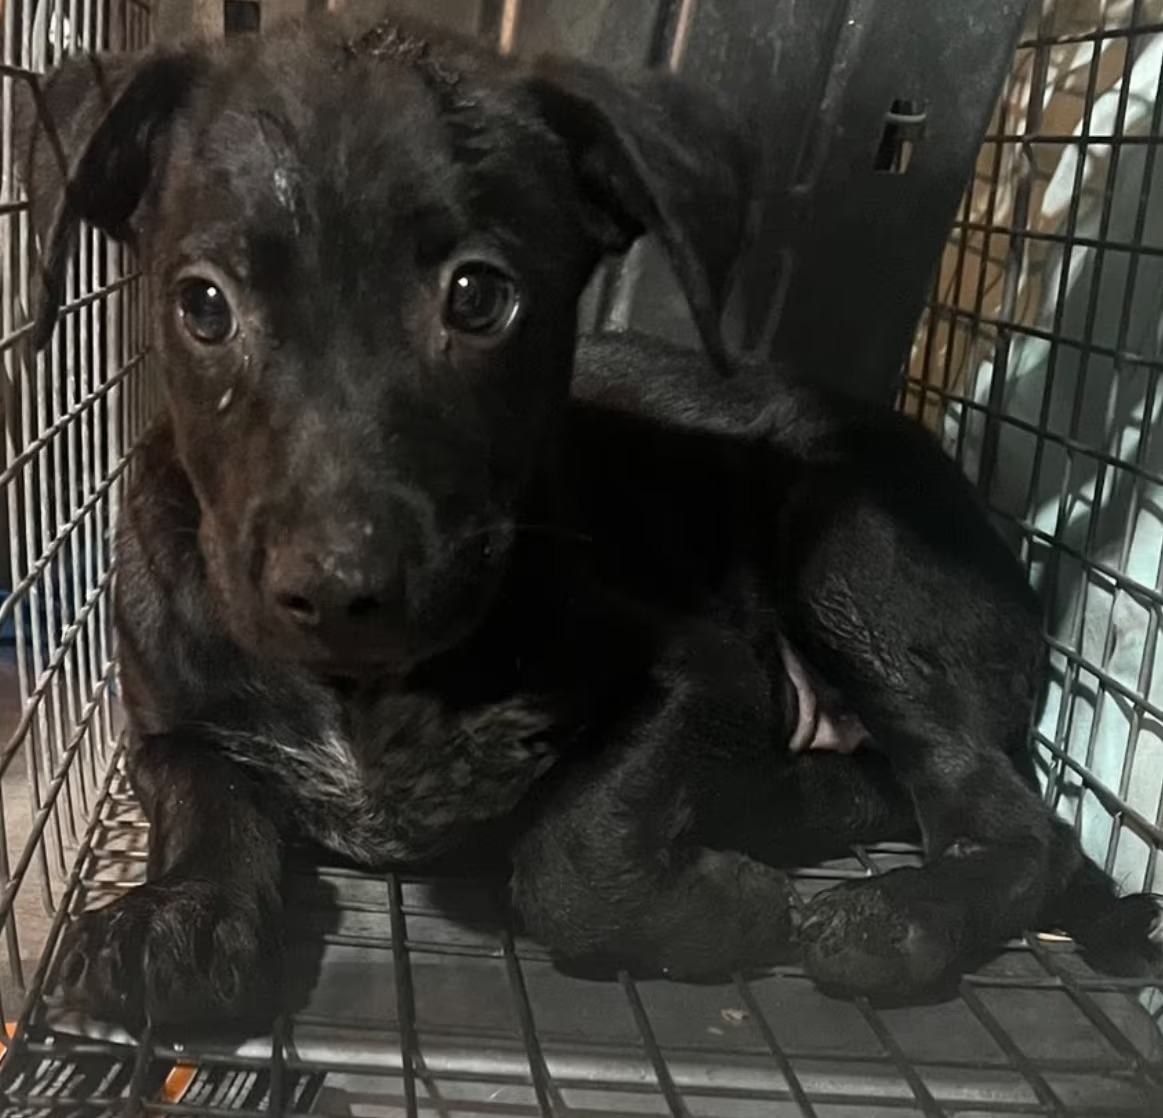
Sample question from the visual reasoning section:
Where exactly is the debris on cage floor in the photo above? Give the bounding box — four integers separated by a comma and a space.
1, 746, 1161, 1117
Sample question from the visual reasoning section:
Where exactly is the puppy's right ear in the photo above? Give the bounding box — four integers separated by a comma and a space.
520, 57, 755, 373
13, 50, 203, 350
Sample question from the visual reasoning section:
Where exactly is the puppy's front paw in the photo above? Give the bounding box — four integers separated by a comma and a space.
799, 872, 962, 997
57, 878, 279, 1028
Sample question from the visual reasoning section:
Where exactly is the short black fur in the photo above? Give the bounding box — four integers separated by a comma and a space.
14, 4, 1159, 1027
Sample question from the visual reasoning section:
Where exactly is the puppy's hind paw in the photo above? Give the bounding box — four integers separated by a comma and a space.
653, 851, 798, 980
799, 873, 963, 998
516, 848, 797, 983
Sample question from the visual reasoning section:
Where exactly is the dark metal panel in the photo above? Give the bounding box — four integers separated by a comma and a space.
762, 0, 1028, 400
587, 0, 1026, 402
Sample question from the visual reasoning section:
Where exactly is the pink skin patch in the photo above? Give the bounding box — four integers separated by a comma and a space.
778, 636, 868, 754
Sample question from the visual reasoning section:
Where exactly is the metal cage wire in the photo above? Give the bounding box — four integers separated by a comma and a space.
0, 0, 156, 1040
0, 0, 1160, 1115
905, 0, 1163, 901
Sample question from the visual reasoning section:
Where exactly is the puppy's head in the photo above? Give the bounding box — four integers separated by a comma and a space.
16, 12, 752, 675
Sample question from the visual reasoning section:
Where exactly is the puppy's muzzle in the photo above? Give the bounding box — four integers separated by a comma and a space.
261, 506, 420, 651
265, 537, 400, 632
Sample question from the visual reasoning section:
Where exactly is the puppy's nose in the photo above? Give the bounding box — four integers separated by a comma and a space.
264, 544, 402, 632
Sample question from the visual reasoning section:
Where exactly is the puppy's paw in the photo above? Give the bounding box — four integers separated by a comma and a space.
651, 850, 797, 980
57, 878, 279, 1028
1073, 892, 1163, 976
516, 847, 796, 982
799, 873, 961, 997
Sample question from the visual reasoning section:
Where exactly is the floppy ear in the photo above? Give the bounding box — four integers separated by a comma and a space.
13, 49, 203, 350
522, 57, 756, 372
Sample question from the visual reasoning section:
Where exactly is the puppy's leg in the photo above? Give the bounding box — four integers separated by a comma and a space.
796, 748, 1071, 995
512, 620, 796, 979
775, 475, 1151, 994
711, 749, 919, 867
57, 732, 282, 1027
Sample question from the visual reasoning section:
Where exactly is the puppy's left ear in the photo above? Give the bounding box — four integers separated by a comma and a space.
523, 58, 755, 372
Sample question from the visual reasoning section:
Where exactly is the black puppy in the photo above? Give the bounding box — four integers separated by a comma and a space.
16, 7, 1160, 1027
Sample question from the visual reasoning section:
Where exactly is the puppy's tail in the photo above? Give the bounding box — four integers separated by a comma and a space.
1044, 854, 1162, 976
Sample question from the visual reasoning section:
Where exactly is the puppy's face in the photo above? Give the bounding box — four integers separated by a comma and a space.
18, 14, 752, 674
152, 51, 596, 672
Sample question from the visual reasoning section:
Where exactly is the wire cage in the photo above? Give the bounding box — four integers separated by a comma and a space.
1, 0, 1163, 1115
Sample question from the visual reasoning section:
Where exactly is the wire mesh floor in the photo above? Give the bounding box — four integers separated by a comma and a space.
0, 741, 1158, 1117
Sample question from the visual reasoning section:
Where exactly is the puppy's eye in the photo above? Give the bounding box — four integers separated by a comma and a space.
177, 279, 237, 346
444, 262, 520, 337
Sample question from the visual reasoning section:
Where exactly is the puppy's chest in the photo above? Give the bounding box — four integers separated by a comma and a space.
290, 690, 562, 863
